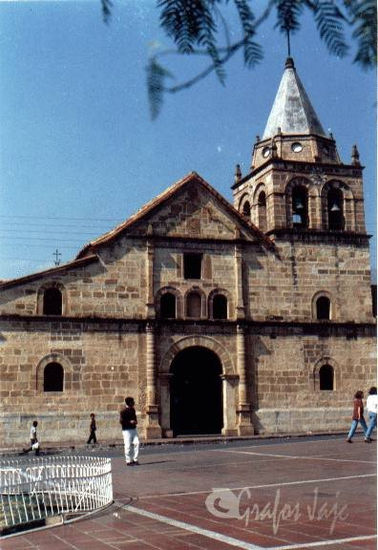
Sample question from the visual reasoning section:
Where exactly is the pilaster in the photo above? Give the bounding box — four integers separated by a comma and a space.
145, 322, 161, 438
236, 324, 254, 435
234, 237, 245, 319
221, 373, 239, 436
146, 225, 155, 319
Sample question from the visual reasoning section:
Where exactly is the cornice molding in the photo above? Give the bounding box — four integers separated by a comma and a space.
1, 314, 375, 336
267, 228, 371, 245
232, 159, 364, 190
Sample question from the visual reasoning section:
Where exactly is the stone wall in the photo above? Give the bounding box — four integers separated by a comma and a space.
0, 314, 375, 446
0, 178, 375, 447
245, 239, 373, 322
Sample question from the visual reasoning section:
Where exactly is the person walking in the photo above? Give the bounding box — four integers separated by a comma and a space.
120, 397, 140, 466
23, 420, 40, 455
365, 387, 377, 442
346, 390, 369, 443
87, 413, 97, 445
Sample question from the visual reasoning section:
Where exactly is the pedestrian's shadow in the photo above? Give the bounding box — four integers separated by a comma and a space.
138, 459, 175, 465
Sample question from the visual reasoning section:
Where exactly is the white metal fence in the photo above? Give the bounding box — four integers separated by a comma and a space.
0, 456, 113, 532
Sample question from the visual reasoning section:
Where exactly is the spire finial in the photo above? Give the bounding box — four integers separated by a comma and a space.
351, 144, 360, 166
285, 57, 295, 69
234, 163, 242, 183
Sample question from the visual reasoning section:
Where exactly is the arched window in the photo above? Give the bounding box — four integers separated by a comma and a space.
316, 296, 331, 320
213, 295, 227, 320
257, 191, 267, 232
242, 201, 251, 218
186, 292, 201, 318
43, 362, 64, 392
160, 293, 176, 319
43, 288, 62, 315
328, 188, 344, 230
292, 187, 308, 228
319, 364, 334, 390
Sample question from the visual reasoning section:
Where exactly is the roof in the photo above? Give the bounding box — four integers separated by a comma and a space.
262, 57, 327, 139
0, 254, 98, 290
77, 171, 275, 257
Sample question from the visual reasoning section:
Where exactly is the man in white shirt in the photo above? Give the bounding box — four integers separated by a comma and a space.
365, 387, 377, 442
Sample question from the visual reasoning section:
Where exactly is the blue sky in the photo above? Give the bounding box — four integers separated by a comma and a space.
0, 1, 376, 280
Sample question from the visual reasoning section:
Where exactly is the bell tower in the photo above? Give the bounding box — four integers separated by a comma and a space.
232, 57, 367, 238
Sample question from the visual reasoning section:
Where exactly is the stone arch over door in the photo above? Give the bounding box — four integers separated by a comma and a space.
170, 347, 223, 436
158, 336, 237, 437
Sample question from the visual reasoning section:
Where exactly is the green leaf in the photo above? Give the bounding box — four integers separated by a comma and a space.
146, 58, 173, 120
313, 1, 348, 58
275, 0, 304, 34
234, 0, 256, 36
101, 0, 112, 24
158, 0, 220, 54
243, 38, 264, 67
348, 0, 377, 68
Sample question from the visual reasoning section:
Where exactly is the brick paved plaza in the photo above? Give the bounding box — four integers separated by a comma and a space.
0, 436, 376, 549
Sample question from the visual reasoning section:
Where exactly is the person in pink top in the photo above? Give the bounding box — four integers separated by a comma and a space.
346, 390, 369, 443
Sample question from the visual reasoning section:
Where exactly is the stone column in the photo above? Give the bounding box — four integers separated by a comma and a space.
145, 322, 161, 438
344, 197, 355, 232
236, 324, 254, 435
308, 189, 318, 229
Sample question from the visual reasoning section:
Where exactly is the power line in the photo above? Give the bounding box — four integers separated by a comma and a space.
0, 229, 100, 235
0, 222, 117, 230
0, 214, 122, 222
0, 236, 89, 243
0, 243, 79, 250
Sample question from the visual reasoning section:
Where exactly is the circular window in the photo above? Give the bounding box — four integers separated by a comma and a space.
291, 142, 303, 153
262, 147, 271, 158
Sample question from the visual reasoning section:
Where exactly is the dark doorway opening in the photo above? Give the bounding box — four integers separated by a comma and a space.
170, 347, 223, 436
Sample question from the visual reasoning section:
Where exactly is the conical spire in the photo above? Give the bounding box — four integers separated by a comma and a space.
262, 58, 326, 139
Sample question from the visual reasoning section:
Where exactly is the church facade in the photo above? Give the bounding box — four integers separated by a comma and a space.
0, 58, 375, 446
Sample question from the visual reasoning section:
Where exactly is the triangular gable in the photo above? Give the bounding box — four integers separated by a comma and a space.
77, 172, 275, 257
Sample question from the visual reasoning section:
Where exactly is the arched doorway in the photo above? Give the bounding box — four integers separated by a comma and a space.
170, 347, 223, 436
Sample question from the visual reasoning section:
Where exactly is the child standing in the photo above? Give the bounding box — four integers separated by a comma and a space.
87, 413, 97, 444
23, 420, 40, 455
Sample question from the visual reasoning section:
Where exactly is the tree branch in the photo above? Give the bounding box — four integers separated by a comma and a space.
155, 0, 275, 95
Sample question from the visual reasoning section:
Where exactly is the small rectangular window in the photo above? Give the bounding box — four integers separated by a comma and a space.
184, 253, 202, 279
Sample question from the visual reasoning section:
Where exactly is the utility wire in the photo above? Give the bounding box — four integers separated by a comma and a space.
0, 217, 121, 223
